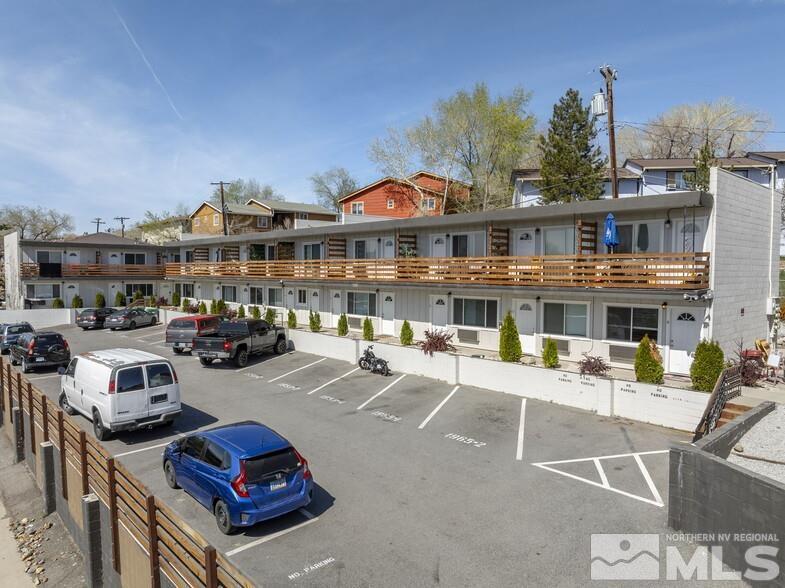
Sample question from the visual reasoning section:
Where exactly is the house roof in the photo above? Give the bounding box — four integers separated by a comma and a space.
19, 231, 158, 249
245, 199, 337, 216
748, 151, 785, 163
337, 172, 462, 203
511, 167, 640, 181
189, 201, 272, 218
167, 191, 708, 248
625, 156, 771, 170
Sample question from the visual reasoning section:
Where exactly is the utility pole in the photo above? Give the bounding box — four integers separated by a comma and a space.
210, 181, 232, 236
92, 218, 104, 233
114, 216, 130, 238
600, 65, 619, 199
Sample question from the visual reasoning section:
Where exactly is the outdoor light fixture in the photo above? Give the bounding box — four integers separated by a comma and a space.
536, 296, 541, 301
661, 302, 668, 309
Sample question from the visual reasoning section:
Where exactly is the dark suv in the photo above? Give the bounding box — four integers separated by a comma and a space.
0, 322, 34, 354
10, 332, 70, 373
76, 307, 115, 330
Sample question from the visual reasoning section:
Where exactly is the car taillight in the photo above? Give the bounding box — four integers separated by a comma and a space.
108, 377, 116, 394
232, 461, 249, 497
223, 341, 233, 352
171, 367, 178, 383
293, 449, 312, 480
27, 340, 35, 355
192, 338, 197, 348
63, 340, 69, 351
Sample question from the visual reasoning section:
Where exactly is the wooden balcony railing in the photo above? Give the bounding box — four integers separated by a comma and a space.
20, 263, 40, 278
62, 264, 166, 277
165, 252, 710, 290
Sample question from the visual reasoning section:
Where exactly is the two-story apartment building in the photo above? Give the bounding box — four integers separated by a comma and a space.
189, 199, 338, 236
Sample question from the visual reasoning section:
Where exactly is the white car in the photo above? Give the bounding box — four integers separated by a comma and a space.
58, 348, 181, 441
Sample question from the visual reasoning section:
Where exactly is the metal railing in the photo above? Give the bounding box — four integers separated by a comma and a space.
692, 365, 743, 441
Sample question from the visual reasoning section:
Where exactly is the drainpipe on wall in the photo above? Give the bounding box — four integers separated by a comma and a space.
768, 164, 778, 349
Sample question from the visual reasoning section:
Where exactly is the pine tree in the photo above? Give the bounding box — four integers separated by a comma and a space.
251, 305, 261, 319
209, 299, 217, 314
237, 304, 246, 318
95, 292, 106, 308
172, 291, 181, 307
498, 311, 522, 362
288, 309, 297, 328
538, 89, 607, 204
52, 298, 64, 309
309, 311, 322, 332
264, 307, 276, 324
71, 295, 83, 309
337, 313, 349, 336
692, 141, 716, 192
198, 301, 207, 314
114, 291, 126, 307
181, 297, 190, 312
542, 337, 559, 368
634, 335, 664, 384
690, 340, 724, 392
362, 317, 374, 341
399, 320, 414, 345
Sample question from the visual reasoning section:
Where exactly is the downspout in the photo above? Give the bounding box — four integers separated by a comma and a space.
768, 164, 777, 349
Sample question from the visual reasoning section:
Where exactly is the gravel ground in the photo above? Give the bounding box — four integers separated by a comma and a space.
727, 404, 785, 484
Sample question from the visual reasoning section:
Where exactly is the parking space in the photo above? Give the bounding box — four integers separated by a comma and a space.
7, 322, 691, 586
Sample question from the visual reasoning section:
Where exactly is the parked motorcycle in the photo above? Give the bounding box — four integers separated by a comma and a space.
359, 345, 391, 376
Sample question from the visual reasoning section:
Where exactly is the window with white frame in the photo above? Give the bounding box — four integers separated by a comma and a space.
666, 170, 696, 190
193, 218, 201, 227
543, 227, 574, 255
297, 289, 307, 305
451, 234, 469, 257
351, 202, 364, 215
213, 213, 220, 226
124, 252, 146, 265
347, 292, 376, 316
606, 306, 659, 343
26, 284, 61, 299
543, 302, 588, 337
249, 287, 264, 305
354, 239, 377, 259
36, 251, 62, 264
303, 243, 321, 260
221, 285, 237, 302
452, 298, 498, 329
422, 197, 436, 211
268, 287, 283, 307
609, 221, 662, 254
256, 216, 268, 228
387, 199, 394, 209
175, 283, 194, 298
125, 283, 153, 297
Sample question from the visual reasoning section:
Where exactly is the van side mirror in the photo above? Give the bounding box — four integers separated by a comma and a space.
57, 367, 66, 375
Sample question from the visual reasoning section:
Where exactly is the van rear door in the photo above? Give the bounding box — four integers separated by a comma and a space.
113, 366, 148, 422
144, 362, 179, 418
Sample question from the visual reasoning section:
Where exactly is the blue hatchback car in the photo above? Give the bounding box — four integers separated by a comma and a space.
162, 421, 313, 534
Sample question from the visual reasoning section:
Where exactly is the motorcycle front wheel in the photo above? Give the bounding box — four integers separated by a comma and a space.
359, 358, 370, 370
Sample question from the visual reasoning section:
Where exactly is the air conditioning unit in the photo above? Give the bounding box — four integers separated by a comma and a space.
348, 317, 362, 329
609, 345, 637, 365
457, 329, 479, 344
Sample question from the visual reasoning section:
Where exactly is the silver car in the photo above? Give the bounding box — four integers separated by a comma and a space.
105, 308, 158, 331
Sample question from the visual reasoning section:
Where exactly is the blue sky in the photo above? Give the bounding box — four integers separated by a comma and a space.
1, 0, 783, 233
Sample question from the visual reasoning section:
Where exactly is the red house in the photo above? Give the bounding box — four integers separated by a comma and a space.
339, 171, 469, 218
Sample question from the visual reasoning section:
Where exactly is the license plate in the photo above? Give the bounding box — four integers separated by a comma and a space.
200, 352, 217, 357
269, 479, 287, 491
150, 394, 167, 404
174, 342, 186, 348
35, 357, 45, 362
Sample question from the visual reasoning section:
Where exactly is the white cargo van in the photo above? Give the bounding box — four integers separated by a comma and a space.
58, 348, 181, 441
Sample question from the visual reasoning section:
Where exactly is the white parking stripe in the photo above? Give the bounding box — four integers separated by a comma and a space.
129, 329, 165, 340
268, 358, 326, 383
356, 374, 406, 410
307, 367, 360, 395
515, 398, 526, 461
225, 509, 318, 556
235, 352, 293, 373
418, 386, 459, 430
593, 458, 610, 487
27, 374, 61, 381
114, 438, 181, 458
633, 452, 664, 506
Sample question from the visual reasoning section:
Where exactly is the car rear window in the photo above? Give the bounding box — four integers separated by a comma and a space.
168, 319, 195, 330
146, 363, 174, 388
116, 367, 145, 393
79, 310, 96, 317
35, 334, 64, 347
198, 318, 220, 331
244, 448, 299, 482
217, 322, 250, 336
8, 325, 32, 334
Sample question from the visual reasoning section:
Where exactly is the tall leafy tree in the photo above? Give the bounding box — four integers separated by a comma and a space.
0, 205, 74, 239
537, 89, 606, 204
309, 167, 358, 211
210, 178, 285, 204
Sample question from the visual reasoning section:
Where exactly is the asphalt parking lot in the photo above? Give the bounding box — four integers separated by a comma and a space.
14, 322, 695, 586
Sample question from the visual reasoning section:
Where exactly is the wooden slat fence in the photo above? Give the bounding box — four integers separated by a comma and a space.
0, 356, 254, 587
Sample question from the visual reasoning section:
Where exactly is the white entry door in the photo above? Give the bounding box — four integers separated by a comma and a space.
381, 292, 395, 335
64, 283, 79, 307
107, 251, 121, 265
431, 235, 447, 258
430, 295, 448, 327
382, 237, 396, 259
513, 229, 536, 257
331, 290, 342, 326
285, 288, 295, 309
669, 307, 704, 375
514, 298, 537, 355
65, 250, 80, 267
673, 218, 707, 252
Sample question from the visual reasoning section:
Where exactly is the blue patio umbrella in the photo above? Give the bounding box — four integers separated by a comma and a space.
603, 213, 619, 252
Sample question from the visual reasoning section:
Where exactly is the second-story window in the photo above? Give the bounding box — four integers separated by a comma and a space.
303, 243, 321, 260
354, 240, 367, 259
257, 217, 268, 228
351, 202, 364, 215
387, 199, 394, 209
451, 235, 469, 257
193, 218, 201, 227
36, 251, 62, 264
666, 171, 696, 191
124, 253, 145, 265
213, 213, 220, 226
422, 197, 436, 211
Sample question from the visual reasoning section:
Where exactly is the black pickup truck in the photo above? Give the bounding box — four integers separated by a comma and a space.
192, 319, 287, 367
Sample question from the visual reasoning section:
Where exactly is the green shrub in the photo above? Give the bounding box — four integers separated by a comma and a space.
94, 292, 106, 308
209, 299, 217, 314
690, 340, 724, 392
542, 337, 559, 368
251, 305, 261, 319
362, 317, 374, 341
399, 319, 413, 345
498, 311, 522, 363
287, 309, 297, 328
337, 313, 348, 336
114, 291, 125, 307
181, 297, 190, 312
635, 335, 664, 384
52, 298, 64, 309
147, 295, 156, 307
309, 310, 321, 332
264, 307, 276, 324
237, 304, 246, 318
215, 299, 227, 315
133, 290, 143, 302
71, 294, 83, 309
172, 291, 181, 307
198, 301, 207, 314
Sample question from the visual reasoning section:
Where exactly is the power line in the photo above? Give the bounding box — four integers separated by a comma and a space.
616, 120, 785, 135
92, 218, 104, 233
210, 181, 233, 236
114, 216, 130, 238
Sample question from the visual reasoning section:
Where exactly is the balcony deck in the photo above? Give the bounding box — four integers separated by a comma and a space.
20, 263, 166, 278
164, 252, 710, 290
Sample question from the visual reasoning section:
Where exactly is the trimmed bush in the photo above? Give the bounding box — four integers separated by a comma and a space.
264, 307, 276, 324
52, 298, 64, 309
634, 335, 664, 384
95, 292, 106, 308
237, 304, 246, 318
362, 317, 374, 341
337, 313, 348, 336
542, 337, 559, 368
133, 290, 143, 302
287, 309, 297, 328
419, 329, 455, 356
309, 310, 321, 332
147, 295, 156, 307
71, 294, 83, 309
209, 299, 217, 314
690, 340, 724, 392
181, 297, 190, 312
114, 291, 125, 307
198, 301, 207, 314
172, 291, 181, 307
498, 311, 522, 363
399, 319, 413, 346
251, 305, 261, 319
